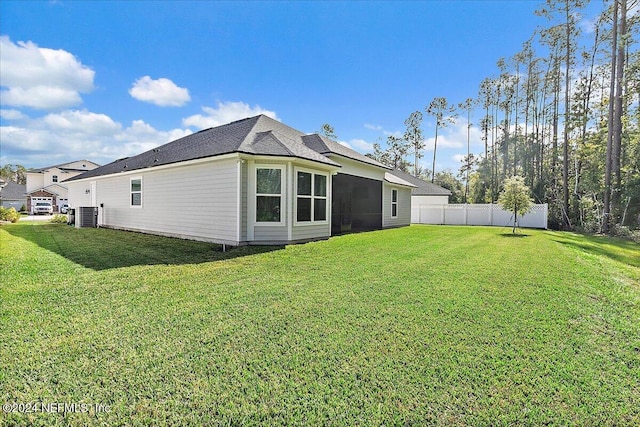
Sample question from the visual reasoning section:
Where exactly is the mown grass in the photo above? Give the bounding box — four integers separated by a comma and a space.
0, 223, 638, 426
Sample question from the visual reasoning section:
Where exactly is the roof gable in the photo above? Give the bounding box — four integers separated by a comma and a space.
28, 160, 100, 174
301, 134, 389, 170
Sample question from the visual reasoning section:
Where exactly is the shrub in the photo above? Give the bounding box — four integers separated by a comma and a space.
609, 224, 640, 243
0, 207, 20, 223
50, 214, 68, 224
20, 204, 27, 212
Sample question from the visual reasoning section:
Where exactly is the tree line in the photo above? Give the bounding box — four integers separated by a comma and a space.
364, 0, 639, 233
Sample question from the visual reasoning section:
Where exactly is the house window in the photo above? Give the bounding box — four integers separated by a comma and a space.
52, 175, 58, 183
256, 168, 282, 222
296, 170, 327, 223
391, 189, 398, 218
131, 177, 142, 207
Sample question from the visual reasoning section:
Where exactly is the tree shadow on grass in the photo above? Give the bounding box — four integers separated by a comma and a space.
3, 223, 283, 271
500, 233, 530, 238
549, 232, 640, 269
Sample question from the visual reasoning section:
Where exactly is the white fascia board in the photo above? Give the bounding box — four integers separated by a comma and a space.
238, 154, 340, 173
327, 153, 390, 171
68, 153, 242, 183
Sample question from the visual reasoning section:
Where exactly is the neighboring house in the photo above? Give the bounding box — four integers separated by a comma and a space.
0, 179, 27, 210
387, 169, 451, 206
26, 160, 100, 213
66, 115, 415, 245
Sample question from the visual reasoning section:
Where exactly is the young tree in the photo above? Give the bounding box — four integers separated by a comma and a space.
498, 175, 534, 233
365, 143, 391, 166
426, 97, 457, 183
319, 123, 337, 140
386, 135, 411, 172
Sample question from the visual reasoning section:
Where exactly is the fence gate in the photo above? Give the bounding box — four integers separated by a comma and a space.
411, 203, 548, 229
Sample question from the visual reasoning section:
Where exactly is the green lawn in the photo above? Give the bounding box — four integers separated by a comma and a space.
1, 223, 638, 426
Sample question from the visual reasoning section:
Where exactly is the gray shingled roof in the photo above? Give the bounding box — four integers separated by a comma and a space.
0, 181, 26, 200
387, 169, 452, 196
301, 134, 389, 169
29, 160, 98, 174
384, 172, 416, 188
66, 115, 384, 182
66, 116, 343, 182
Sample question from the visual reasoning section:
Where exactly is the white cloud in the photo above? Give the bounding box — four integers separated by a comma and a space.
337, 138, 374, 153
0, 36, 95, 109
349, 138, 374, 152
129, 76, 191, 107
0, 109, 27, 120
423, 121, 483, 151
43, 110, 120, 135
452, 153, 465, 163
364, 122, 402, 138
182, 101, 279, 129
0, 109, 191, 166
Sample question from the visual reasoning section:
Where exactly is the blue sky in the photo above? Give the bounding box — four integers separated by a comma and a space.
0, 0, 583, 173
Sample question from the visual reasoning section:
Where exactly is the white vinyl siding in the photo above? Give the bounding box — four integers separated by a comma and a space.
383, 184, 411, 228
252, 225, 289, 242
240, 161, 248, 241
328, 155, 386, 181
87, 159, 239, 244
67, 181, 92, 208
291, 223, 330, 241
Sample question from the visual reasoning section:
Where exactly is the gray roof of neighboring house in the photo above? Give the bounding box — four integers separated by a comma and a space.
387, 169, 452, 196
29, 160, 99, 174
66, 115, 383, 182
0, 181, 27, 200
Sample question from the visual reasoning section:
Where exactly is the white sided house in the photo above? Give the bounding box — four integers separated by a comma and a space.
65, 115, 415, 245
26, 160, 100, 213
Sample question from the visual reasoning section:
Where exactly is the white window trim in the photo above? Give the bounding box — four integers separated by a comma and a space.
130, 176, 142, 208
255, 165, 285, 225
294, 167, 329, 226
391, 188, 398, 218
52, 175, 58, 183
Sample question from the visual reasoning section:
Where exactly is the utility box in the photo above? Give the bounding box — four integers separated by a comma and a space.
76, 207, 97, 228
67, 208, 75, 225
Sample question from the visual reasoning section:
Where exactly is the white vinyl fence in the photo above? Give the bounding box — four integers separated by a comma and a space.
412, 203, 548, 229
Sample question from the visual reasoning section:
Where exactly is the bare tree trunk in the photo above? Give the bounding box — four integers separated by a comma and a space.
514, 60, 520, 177
431, 124, 439, 183
562, 1, 572, 229
603, 0, 619, 234
612, 0, 627, 224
